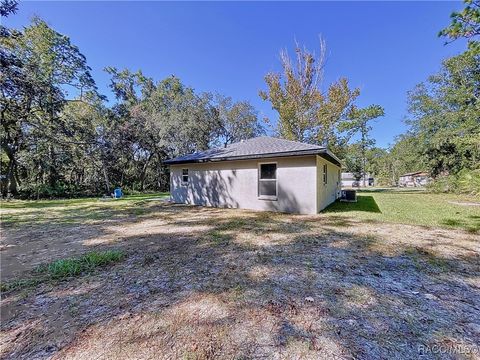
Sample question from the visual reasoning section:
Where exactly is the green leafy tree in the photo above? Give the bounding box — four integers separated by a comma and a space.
104, 67, 158, 191
0, 11, 268, 198
406, 51, 480, 177
344, 134, 428, 187
364, 147, 392, 186
1, 17, 97, 196
439, 0, 480, 53
343, 105, 385, 186
316, 78, 360, 156
135, 76, 220, 157
213, 95, 265, 147
0, 0, 18, 17
259, 40, 360, 149
388, 135, 427, 185
343, 144, 364, 182
105, 67, 154, 107
107, 72, 222, 191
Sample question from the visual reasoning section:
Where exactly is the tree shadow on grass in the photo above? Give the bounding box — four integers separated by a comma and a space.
0, 193, 169, 210
442, 217, 480, 233
0, 199, 173, 230
323, 195, 382, 214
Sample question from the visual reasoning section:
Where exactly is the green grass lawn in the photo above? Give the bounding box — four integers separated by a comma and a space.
324, 188, 480, 233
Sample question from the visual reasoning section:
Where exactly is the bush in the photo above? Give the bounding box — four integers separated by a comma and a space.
428, 169, 480, 196
427, 175, 456, 193
456, 169, 480, 195
17, 182, 99, 200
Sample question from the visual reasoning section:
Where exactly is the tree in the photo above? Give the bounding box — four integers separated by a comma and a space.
213, 95, 265, 147
0, 11, 264, 198
344, 105, 385, 186
343, 144, 364, 182
406, 50, 480, 177
134, 76, 220, 157
1, 17, 97, 196
439, 0, 480, 53
104, 67, 157, 191
106, 72, 222, 191
364, 147, 392, 186
0, 0, 18, 17
316, 78, 360, 156
259, 40, 325, 142
344, 134, 428, 188
105, 67, 154, 107
259, 39, 360, 149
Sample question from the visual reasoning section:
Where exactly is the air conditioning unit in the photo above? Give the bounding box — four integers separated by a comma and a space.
340, 189, 357, 202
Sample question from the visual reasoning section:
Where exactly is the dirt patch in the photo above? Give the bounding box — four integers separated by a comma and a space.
1, 204, 480, 359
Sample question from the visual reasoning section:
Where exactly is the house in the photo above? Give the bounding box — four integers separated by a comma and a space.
341, 172, 374, 188
399, 171, 430, 187
164, 136, 342, 214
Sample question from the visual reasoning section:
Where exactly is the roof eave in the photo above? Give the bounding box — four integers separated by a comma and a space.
164, 148, 342, 167
322, 149, 343, 167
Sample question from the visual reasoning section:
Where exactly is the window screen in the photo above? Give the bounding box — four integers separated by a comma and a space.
259, 163, 277, 198
260, 163, 276, 179
323, 164, 327, 184
182, 168, 189, 183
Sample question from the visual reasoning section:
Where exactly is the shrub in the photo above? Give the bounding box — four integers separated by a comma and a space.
17, 182, 99, 200
456, 169, 480, 196
428, 169, 480, 196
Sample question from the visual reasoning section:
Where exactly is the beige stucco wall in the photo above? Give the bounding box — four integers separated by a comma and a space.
316, 156, 341, 211
170, 155, 340, 214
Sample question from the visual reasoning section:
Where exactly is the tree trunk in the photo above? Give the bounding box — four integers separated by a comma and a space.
6, 158, 17, 196
139, 152, 154, 191
102, 166, 111, 194
361, 124, 367, 188
2, 144, 19, 197
363, 155, 367, 187
36, 166, 42, 200
48, 145, 57, 188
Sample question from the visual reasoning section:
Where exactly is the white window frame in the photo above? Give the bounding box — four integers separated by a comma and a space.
182, 168, 189, 185
323, 164, 328, 185
258, 162, 278, 200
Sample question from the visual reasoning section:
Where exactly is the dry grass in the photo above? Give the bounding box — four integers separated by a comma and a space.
1, 200, 479, 359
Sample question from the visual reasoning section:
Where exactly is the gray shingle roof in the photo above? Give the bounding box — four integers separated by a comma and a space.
164, 136, 341, 166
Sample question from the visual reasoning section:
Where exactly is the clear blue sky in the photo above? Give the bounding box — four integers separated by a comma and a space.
5, 1, 467, 148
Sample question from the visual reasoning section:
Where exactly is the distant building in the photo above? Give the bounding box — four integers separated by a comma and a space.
341, 172, 374, 188
398, 172, 430, 187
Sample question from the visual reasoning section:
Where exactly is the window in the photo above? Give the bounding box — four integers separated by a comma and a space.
258, 163, 277, 199
323, 164, 328, 185
182, 168, 189, 184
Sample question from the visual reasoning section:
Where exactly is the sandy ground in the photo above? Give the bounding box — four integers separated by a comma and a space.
1, 203, 479, 359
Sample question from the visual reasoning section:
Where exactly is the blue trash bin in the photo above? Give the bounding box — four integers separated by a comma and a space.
114, 188, 123, 199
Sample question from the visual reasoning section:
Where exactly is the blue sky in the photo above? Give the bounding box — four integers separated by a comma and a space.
5, 1, 467, 148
